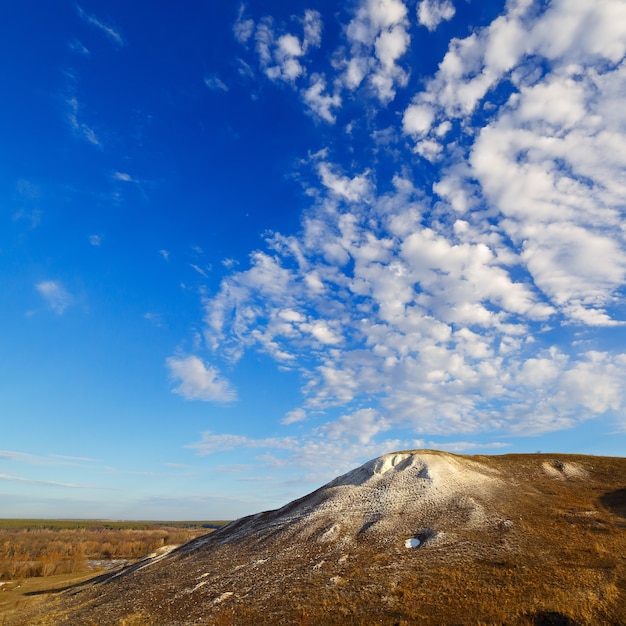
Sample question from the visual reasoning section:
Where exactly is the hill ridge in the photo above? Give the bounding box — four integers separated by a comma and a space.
9, 451, 626, 626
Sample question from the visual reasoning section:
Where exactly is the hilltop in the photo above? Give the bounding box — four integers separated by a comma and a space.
8, 451, 626, 625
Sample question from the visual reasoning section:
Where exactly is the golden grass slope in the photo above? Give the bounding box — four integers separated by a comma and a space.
6, 451, 626, 626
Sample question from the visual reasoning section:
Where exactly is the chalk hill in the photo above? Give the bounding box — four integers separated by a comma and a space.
18, 451, 626, 625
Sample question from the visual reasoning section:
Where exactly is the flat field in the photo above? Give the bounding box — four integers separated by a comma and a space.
0, 519, 226, 620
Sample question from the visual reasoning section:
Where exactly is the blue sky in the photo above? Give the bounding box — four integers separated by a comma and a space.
2, 0, 625, 520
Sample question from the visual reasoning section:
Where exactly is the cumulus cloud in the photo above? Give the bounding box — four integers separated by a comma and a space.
341, 0, 411, 102
201, 0, 626, 464
166, 355, 237, 402
302, 74, 341, 123
417, 0, 455, 31
400, 0, 626, 326
235, 8, 334, 120
323, 408, 391, 445
317, 162, 372, 202
36, 280, 72, 315
253, 10, 323, 83
204, 151, 626, 435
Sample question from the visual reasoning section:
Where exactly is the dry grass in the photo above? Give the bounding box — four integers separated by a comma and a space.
0, 522, 216, 625
3, 453, 625, 626
0, 523, 214, 581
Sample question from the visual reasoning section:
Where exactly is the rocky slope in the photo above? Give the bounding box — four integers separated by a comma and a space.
13, 451, 626, 625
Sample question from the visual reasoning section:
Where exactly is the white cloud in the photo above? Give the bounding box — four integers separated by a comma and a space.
113, 171, 134, 182
186, 431, 296, 456
251, 11, 323, 84
89, 234, 102, 246
400, 0, 626, 326
36, 280, 72, 315
302, 9, 323, 50
417, 0, 455, 31
317, 162, 372, 202
403, 103, 435, 135
468, 68, 626, 325
202, 0, 626, 458
342, 0, 411, 102
204, 144, 626, 434
186, 421, 409, 486
233, 5, 255, 44
302, 74, 341, 123
282, 408, 307, 425
166, 355, 237, 403
529, 0, 626, 64
301, 320, 342, 345
323, 408, 391, 445
222, 258, 239, 269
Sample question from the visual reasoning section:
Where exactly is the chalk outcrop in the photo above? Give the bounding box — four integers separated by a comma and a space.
25, 450, 626, 626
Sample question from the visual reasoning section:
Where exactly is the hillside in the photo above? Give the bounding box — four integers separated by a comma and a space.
8, 451, 626, 625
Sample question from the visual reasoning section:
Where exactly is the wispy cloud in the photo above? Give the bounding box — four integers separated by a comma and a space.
0, 474, 89, 488
221, 258, 239, 269
68, 38, 90, 56
36, 280, 72, 315
76, 5, 125, 48
50, 454, 96, 463
0, 450, 95, 466
204, 75, 229, 92
66, 96, 100, 145
13, 179, 42, 227
189, 264, 209, 278
144, 312, 165, 328
428, 441, 510, 453
186, 412, 412, 485
234, 4, 255, 44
